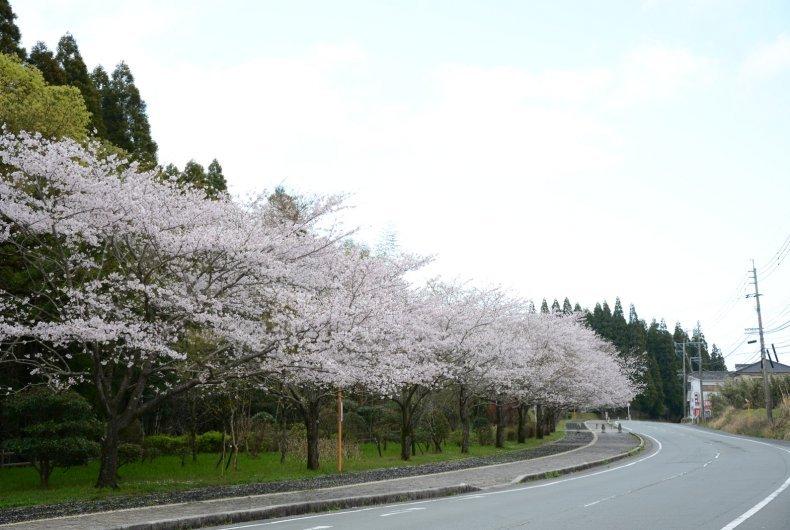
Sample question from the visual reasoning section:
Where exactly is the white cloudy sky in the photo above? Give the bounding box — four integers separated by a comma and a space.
15, 0, 790, 368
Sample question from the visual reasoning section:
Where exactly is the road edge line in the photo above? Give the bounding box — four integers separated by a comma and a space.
113, 485, 479, 530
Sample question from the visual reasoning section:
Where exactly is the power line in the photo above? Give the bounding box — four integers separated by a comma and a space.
758, 232, 790, 281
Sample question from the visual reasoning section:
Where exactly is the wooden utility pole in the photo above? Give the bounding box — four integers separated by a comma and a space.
749, 261, 773, 422
697, 341, 705, 423
337, 388, 344, 472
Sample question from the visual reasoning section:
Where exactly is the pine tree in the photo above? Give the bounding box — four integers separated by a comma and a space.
27, 42, 66, 85
540, 299, 550, 314
180, 160, 207, 189
56, 34, 105, 137
550, 299, 561, 314
105, 62, 157, 164
573, 302, 582, 313
610, 298, 629, 353
0, 0, 25, 59
206, 159, 228, 197
709, 344, 727, 371
562, 297, 573, 315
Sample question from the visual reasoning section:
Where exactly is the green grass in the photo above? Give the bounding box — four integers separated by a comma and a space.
0, 427, 565, 509
568, 411, 599, 421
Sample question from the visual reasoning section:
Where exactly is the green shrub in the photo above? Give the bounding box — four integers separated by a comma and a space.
117, 443, 143, 469
144, 434, 187, 456
476, 425, 494, 446
196, 431, 223, 453
1, 389, 101, 487
447, 430, 463, 447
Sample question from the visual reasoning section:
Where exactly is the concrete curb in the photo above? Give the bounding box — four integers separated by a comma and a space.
517, 432, 646, 483
116, 485, 479, 530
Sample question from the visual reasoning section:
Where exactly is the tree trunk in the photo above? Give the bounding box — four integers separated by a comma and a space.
517, 403, 527, 443
38, 460, 51, 488
304, 400, 320, 470
400, 405, 412, 461
535, 404, 544, 440
459, 387, 471, 454
96, 419, 121, 488
495, 399, 506, 448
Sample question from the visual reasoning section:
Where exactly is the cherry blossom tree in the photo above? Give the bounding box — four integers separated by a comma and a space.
0, 132, 343, 487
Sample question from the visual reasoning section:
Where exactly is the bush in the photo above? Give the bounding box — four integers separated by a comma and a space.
1, 389, 101, 487
447, 430, 463, 447
117, 443, 143, 469
144, 434, 187, 456
196, 431, 224, 453
476, 425, 494, 446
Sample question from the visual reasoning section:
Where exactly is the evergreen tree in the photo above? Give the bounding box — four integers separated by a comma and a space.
104, 62, 157, 164
573, 302, 582, 313
27, 42, 66, 85
562, 298, 573, 315
550, 299, 561, 314
206, 159, 228, 197
647, 319, 683, 419
0, 0, 25, 59
610, 298, 629, 353
540, 299, 550, 314
56, 34, 105, 136
709, 344, 727, 371
180, 160, 207, 189
691, 322, 711, 369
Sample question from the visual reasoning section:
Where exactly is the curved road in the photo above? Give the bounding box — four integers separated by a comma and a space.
212, 422, 790, 530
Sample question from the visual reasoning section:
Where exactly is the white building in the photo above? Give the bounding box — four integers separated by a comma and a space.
686, 371, 729, 420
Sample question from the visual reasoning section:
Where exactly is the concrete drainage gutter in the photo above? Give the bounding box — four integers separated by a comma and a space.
116, 485, 480, 530
516, 432, 646, 483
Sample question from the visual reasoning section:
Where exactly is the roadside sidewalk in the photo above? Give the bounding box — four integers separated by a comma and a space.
1, 423, 643, 530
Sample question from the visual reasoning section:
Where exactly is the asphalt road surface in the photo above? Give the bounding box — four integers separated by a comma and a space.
211, 422, 790, 530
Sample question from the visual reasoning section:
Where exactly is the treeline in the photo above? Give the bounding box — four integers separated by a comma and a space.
0, 0, 226, 196
539, 296, 727, 420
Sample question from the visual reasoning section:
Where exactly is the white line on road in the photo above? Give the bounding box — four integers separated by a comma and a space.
678, 427, 790, 530
220, 428, 663, 529
380, 507, 426, 517
302, 526, 333, 530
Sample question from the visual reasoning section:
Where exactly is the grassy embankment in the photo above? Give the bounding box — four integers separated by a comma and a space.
0, 425, 567, 509
709, 398, 790, 441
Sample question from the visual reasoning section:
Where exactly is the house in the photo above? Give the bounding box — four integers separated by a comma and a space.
732, 359, 790, 377
687, 371, 729, 419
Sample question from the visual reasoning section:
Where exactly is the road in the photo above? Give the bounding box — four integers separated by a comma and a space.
210, 422, 790, 530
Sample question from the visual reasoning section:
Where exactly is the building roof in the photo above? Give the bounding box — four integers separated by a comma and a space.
732, 360, 790, 374
688, 371, 730, 382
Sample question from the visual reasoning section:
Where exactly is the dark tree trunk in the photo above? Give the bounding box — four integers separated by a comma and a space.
96, 419, 121, 488
517, 403, 527, 444
411, 427, 417, 456
535, 404, 544, 440
303, 400, 321, 470
37, 459, 51, 488
400, 407, 412, 460
459, 386, 471, 454
495, 399, 506, 448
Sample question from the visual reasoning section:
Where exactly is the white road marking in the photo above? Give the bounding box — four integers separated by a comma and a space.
303, 526, 333, 530
452, 494, 486, 500
380, 507, 426, 517
675, 427, 790, 530
221, 427, 664, 529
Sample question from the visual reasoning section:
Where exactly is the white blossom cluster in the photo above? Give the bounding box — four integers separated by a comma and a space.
0, 132, 639, 411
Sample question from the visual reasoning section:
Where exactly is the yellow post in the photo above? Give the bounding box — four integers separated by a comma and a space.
337, 388, 343, 473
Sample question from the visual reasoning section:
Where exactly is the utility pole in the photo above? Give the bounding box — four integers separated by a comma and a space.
749, 260, 773, 423
675, 342, 688, 419
697, 340, 705, 423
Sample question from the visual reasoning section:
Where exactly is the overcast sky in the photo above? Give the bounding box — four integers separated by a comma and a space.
15, 0, 790, 368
